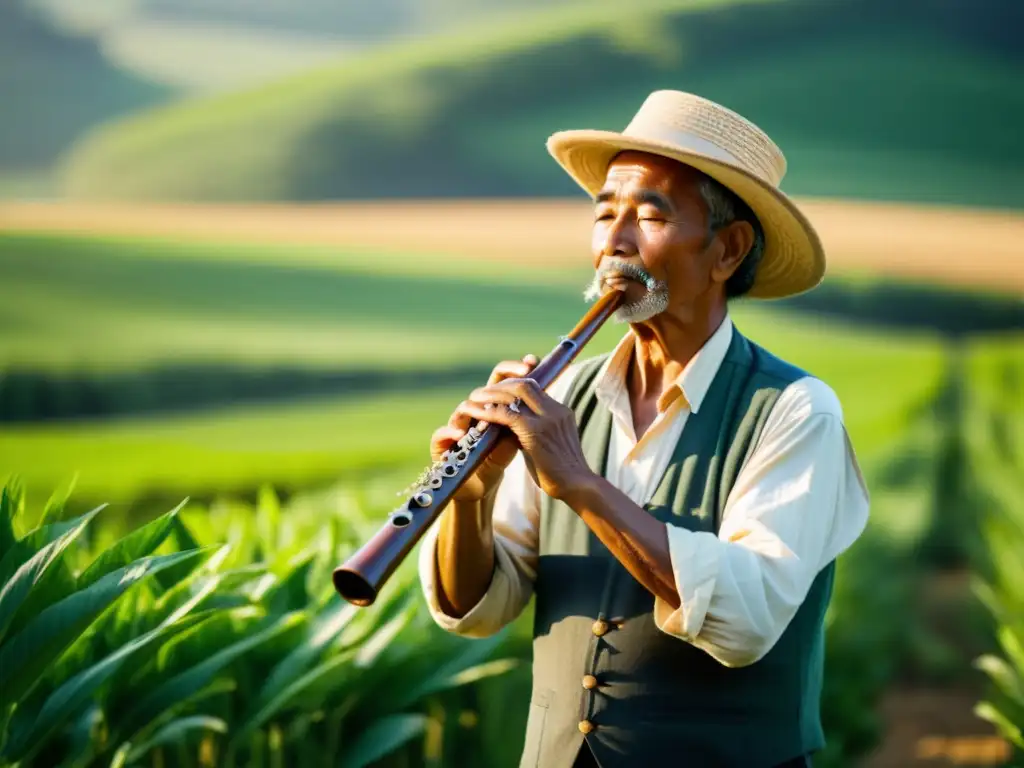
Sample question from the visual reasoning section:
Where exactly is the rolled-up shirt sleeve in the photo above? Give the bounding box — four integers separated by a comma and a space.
652, 376, 870, 667
418, 366, 580, 637
418, 451, 541, 638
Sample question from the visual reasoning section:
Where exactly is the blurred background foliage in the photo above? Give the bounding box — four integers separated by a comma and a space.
1, 0, 1022, 765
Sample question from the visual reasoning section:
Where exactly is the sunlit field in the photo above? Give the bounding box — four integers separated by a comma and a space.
0, 200, 1021, 767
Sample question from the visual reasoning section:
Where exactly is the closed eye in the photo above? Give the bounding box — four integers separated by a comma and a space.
638, 205, 667, 222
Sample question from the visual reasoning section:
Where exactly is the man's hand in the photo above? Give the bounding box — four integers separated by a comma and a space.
452, 377, 595, 501
431, 355, 539, 501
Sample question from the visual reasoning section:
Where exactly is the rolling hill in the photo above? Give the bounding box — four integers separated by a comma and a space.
61, 0, 1024, 207
0, 1, 174, 196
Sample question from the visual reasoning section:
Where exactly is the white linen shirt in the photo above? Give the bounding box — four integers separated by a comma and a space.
418, 315, 870, 667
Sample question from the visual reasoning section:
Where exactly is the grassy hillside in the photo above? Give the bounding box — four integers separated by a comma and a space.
0, 231, 587, 373
62, 0, 1024, 207
25, 0, 598, 95
0, 2, 173, 195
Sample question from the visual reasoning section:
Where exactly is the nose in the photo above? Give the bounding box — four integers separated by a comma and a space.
593, 215, 638, 268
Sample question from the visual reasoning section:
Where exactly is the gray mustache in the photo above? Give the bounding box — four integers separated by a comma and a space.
583, 260, 668, 301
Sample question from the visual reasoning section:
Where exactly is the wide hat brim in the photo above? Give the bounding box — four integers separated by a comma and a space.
546, 130, 825, 299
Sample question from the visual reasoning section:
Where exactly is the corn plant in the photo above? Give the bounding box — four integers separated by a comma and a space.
973, 507, 1024, 762
0, 478, 222, 767
0, 477, 521, 767
969, 350, 1024, 763
972, 487, 1024, 764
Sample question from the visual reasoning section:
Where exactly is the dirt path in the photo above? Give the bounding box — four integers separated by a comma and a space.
2, 198, 1022, 292
867, 687, 1012, 767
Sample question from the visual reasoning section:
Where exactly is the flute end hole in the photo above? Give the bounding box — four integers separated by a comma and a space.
333, 569, 377, 606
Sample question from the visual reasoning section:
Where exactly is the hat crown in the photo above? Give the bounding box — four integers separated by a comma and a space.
622, 90, 787, 187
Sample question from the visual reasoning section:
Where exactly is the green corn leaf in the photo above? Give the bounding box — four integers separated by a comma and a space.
975, 654, 1024, 708
231, 647, 358, 745
971, 577, 1005, 623
76, 501, 187, 591
0, 547, 210, 709
337, 714, 428, 768
0, 507, 101, 646
258, 600, 359, 705
264, 551, 316, 614
51, 567, 226, 701
0, 479, 24, 560
256, 485, 282, 555
999, 625, 1024, 675
40, 476, 78, 527
172, 512, 200, 551
103, 578, 167, 650
152, 510, 199, 593
63, 703, 103, 768
0, 506, 110, 641
109, 742, 132, 768
974, 701, 1024, 749
421, 657, 520, 697
146, 606, 263, 682
0, 505, 104, 588
68, 587, 235, 755
113, 610, 306, 743
392, 630, 516, 709
277, 601, 418, 720
335, 585, 415, 654
352, 605, 415, 669
108, 674, 237, 760
151, 561, 265, 626
124, 715, 228, 763
0, 610, 210, 764
0, 505, 108, 577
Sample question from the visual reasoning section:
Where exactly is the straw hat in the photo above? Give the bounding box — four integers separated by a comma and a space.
546, 90, 825, 299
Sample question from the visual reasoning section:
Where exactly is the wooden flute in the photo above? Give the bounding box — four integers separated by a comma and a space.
332, 288, 624, 606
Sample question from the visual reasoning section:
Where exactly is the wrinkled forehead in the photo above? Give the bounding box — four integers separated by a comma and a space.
597, 150, 705, 206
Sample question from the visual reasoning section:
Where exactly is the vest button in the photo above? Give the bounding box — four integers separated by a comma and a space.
582, 674, 598, 690
578, 719, 595, 734
591, 619, 609, 636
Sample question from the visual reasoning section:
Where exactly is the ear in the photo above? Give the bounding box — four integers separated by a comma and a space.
710, 220, 755, 284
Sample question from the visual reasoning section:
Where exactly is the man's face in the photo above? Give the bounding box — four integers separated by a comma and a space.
588, 151, 746, 323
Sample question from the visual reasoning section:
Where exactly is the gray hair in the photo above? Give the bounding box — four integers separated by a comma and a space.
697, 176, 765, 298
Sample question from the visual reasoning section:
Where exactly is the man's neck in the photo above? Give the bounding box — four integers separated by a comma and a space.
625, 303, 728, 438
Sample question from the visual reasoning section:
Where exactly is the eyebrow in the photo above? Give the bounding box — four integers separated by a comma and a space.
594, 188, 676, 215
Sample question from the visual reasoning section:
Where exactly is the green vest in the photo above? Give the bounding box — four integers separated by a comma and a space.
520, 329, 835, 768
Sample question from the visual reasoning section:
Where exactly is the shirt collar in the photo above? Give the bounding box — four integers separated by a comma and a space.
594, 314, 734, 416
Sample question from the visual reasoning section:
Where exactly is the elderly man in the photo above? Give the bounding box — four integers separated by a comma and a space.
418, 90, 869, 767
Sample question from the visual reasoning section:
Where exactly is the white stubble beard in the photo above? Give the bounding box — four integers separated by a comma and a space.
583, 260, 670, 324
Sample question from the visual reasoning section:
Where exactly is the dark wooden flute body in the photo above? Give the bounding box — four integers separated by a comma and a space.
333, 289, 624, 606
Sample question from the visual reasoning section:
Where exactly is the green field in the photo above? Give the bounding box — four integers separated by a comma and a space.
0, 228, 954, 513
0, 231, 587, 372
0, 226, 1015, 538
2, 225, 1022, 766
61, 0, 1024, 207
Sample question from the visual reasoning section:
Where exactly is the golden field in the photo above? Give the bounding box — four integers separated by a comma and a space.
2, 198, 1023, 292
